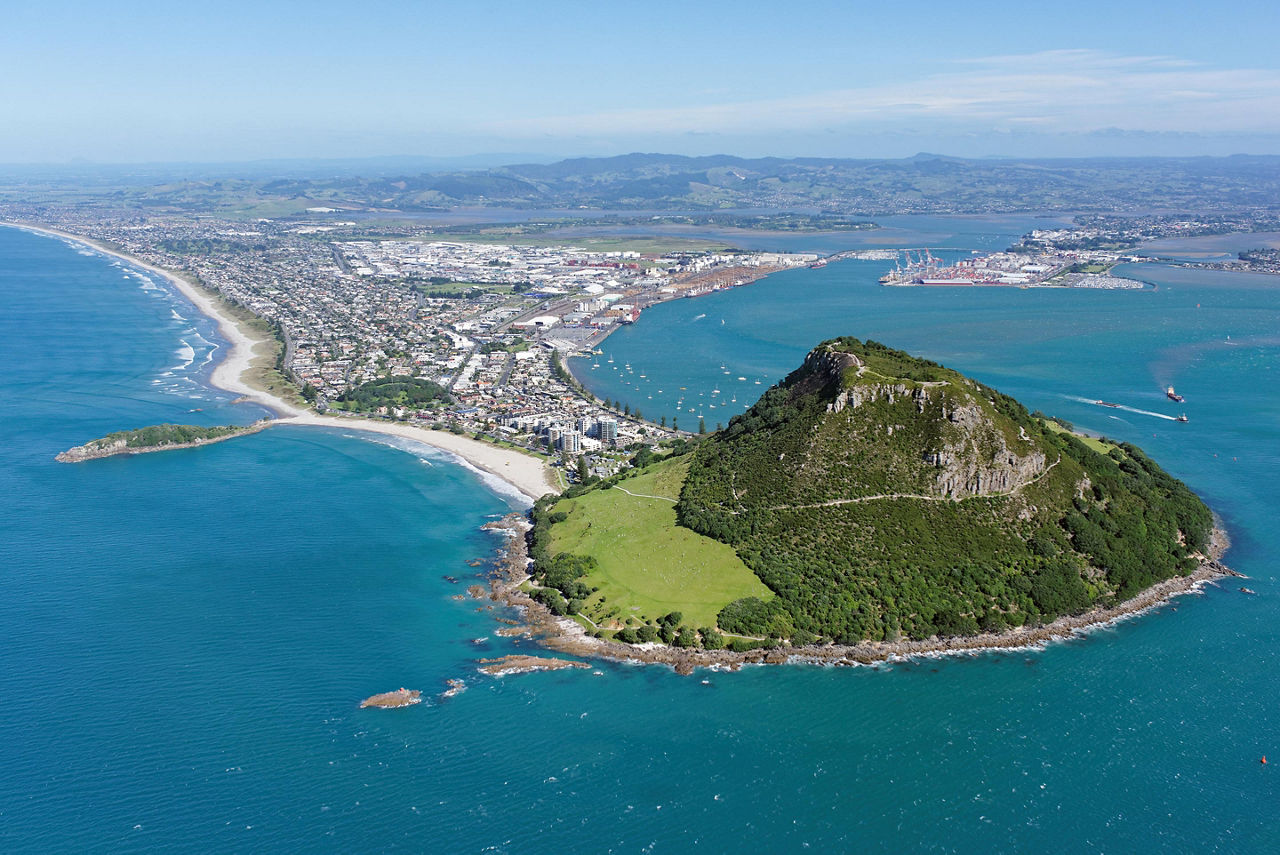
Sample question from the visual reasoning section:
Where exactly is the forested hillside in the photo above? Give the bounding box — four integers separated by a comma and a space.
676, 338, 1213, 643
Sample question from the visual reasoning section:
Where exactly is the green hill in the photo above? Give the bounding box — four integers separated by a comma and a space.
530, 338, 1214, 649
678, 338, 1213, 643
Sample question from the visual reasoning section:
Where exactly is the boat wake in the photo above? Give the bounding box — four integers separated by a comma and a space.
1063, 394, 1179, 422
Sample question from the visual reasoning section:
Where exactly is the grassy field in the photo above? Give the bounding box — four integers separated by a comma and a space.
449, 232, 736, 255
417, 280, 517, 295
549, 457, 771, 629
1041, 418, 1120, 455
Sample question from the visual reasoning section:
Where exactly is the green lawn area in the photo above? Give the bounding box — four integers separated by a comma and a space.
614, 454, 689, 500
418, 280, 516, 295
1041, 418, 1120, 455
549, 457, 771, 629
452, 232, 736, 255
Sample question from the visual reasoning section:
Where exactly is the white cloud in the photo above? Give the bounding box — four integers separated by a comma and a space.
485, 50, 1280, 140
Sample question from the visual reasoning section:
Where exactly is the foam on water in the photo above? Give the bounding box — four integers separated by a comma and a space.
337, 430, 533, 508
173, 340, 196, 370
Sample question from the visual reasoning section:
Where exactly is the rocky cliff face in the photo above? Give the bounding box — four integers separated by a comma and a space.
790, 346, 862, 398
827, 382, 922, 415
808, 345, 1048, 500
922, 398, 1047, 499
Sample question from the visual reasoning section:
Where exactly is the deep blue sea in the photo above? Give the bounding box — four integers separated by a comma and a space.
4, 224, 1279, 853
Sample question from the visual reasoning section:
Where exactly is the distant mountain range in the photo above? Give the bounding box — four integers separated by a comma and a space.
276, 152, 1280, 214
8, 152, 1280, 216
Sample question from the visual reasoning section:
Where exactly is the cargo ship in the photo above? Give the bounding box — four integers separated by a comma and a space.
1166, 386, 1184, 403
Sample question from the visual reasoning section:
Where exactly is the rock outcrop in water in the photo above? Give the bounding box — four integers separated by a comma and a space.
360, 688, 422, 708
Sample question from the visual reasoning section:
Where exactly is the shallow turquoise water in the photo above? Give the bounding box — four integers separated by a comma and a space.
3, 225, 1279, 852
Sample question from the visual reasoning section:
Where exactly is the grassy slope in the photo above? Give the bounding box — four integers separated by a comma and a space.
1041, 418, 1120, 455
549, 457, 771, 629
676, 339, 1213, 642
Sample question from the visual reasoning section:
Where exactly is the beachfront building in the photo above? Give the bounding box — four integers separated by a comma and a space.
597, 418, 618, 446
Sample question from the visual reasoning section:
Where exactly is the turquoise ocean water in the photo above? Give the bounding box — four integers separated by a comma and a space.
3, 224, 1278, 852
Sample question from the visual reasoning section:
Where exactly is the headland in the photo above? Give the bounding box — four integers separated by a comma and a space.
484, 337, 1238, 672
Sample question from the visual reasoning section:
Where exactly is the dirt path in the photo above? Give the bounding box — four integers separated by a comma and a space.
613, 485, 678, 502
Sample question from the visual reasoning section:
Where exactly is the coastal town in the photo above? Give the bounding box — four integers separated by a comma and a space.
3, 206, 821, 481
6, 198, 1280, 483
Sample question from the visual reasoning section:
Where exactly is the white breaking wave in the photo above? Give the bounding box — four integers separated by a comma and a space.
336, 432, 533, 508
173, 341, 196, 371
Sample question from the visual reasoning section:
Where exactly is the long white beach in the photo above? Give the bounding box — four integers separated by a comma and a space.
4, 222, 558, 502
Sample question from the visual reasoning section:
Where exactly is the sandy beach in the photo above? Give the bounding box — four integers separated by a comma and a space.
278, 411, 557, 501
5, 221, 558, 502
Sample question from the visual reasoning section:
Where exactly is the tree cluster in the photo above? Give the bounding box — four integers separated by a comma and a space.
334, 376, 450, 411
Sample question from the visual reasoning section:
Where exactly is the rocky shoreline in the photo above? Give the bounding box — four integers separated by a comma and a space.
360, 688, 422, 708
55, 421, 271, 463
477, 655, 592, 676
482, 514, 1237, 675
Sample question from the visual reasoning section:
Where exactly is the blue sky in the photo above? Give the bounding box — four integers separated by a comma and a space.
4, 0, 1280, 163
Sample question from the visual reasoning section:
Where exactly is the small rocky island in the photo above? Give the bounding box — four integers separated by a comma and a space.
56, 421, 269, 462
477, 655, 591, 676
360, 688, 422, 708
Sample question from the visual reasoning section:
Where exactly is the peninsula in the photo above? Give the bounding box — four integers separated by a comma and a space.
56, 422, 269, 462
512, 338, 1230, 668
